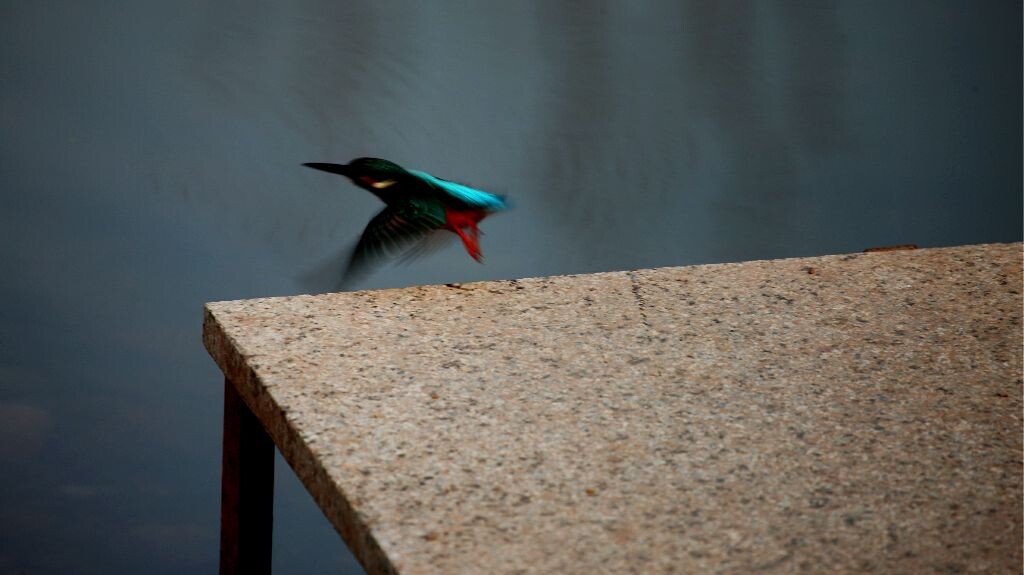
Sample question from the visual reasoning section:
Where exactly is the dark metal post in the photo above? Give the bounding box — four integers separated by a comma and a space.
220, 377, 274, 574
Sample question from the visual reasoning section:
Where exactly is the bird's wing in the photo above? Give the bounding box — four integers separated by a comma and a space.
296, 243, 355, 293
342, 203, 445, 286
397, 230, 456, 264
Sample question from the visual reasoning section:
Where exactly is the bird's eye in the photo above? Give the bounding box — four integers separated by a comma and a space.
371, 179, 396, 189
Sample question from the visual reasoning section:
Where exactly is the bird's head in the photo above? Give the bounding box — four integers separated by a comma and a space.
303, 158, 411, 196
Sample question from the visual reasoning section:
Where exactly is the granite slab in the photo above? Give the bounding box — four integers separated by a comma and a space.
203, 242, 1023, 574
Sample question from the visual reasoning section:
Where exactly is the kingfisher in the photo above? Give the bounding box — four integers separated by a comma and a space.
303, 157, 509, 286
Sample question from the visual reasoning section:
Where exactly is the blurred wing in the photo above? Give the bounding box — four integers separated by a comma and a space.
397, 230, 456, 264
342, 205, 443, 285
296, 243, 355, 293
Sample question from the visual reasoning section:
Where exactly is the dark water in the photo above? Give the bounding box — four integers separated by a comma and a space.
1, 1, 1020, 573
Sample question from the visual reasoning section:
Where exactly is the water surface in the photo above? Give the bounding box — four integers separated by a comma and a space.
1, 1, 1020, 573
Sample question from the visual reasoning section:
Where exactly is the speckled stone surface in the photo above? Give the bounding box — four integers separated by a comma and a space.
204, 243, 1022, 575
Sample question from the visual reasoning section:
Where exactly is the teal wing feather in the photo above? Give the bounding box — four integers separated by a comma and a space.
408, 170, 508, 211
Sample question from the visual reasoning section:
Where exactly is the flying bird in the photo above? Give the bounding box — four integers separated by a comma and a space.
302, 157, 509, 287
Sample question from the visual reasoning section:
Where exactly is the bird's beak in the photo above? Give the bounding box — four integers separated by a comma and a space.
303, 162, 350, 177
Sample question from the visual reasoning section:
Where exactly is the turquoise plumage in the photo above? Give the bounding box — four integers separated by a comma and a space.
407, 170, 509, 211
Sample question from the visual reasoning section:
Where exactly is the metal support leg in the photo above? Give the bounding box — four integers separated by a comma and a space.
220, 377, 274, 574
